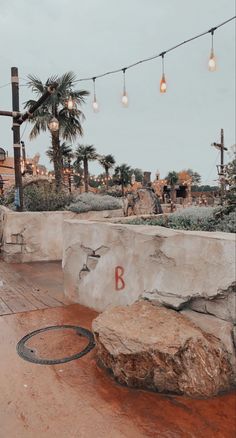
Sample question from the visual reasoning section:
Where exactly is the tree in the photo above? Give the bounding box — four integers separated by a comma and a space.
25, 72, 89, 188
131, 168, 143, 183
185, 169, 201, 185
166, 171, 179, 202
224, 158, 236, 213
75, 145, 98, 192
46, 142, 74, 167
114, 164, 132, 196
99, 154, 116, 190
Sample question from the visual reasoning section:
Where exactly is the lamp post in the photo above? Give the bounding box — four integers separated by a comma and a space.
0, 148, 6, 162
0, 68, 58, 210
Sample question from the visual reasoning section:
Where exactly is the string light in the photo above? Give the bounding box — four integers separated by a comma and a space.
208, 28, 217, 72
67, 95, 76, 110
160, 53, 167, 93
0, 17, 234, 104
72, 17, 234, 86
92, 77, 99, 112
121, 68, 129, 107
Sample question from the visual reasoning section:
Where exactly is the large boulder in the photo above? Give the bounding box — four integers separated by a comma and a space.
181, 309, 236, 379
123, 188, 162, 216
92, 301, 233, 398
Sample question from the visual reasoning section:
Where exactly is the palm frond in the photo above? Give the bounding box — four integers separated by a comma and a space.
27, 74, 45, 94
76, 144, 98, 161
29, 112, 51, 139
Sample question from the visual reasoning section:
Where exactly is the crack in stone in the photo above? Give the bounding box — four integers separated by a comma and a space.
79, 245, 110, 281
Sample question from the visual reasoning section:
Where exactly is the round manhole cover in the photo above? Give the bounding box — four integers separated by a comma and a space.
16, 325, 95, 365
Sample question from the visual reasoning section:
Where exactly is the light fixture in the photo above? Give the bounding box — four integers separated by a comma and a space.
160, 53, 167, 93
92, 78, 99, 112
208, 28, 217, 71
0, 147, 6, 162
48, 117, 59, 132
121, 68, 129, 107
67, 95, 76, 110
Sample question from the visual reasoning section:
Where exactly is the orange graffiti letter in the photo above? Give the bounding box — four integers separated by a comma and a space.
115, 266, 125, 291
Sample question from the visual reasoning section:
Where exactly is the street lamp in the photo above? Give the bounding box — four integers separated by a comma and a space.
48, 117, 59, 132
0, 147, 6, 162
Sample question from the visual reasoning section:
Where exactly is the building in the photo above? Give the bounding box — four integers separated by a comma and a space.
0, 147, 47, 191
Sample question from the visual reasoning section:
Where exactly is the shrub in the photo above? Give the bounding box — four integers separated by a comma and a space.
126, 206, 236, 233
67, 192, 122, 213
0, 187, 15, 208
23, 184, 72, 211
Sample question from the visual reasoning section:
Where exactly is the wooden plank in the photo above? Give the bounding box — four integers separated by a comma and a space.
0, 298, 12, 316
0, 260, 66, 313
0, 289, 36, 313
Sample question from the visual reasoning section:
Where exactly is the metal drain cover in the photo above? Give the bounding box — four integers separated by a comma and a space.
16, 325, 95, 365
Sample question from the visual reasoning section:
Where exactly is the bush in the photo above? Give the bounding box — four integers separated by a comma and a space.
23, 184, 72, 211
67, 192, 122, 213
0, 187, 15, 208
126, 206, 236, 233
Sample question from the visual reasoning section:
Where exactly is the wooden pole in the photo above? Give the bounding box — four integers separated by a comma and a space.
11, 67, 23, 211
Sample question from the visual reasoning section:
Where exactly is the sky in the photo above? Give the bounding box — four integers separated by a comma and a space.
0, 0, 235, 184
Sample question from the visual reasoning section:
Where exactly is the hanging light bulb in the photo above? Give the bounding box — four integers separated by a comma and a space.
92, 77, 99, 112
208, 28, 217, 72
121, 68, 129, 107
160, 53, 167, 93
67, 95, 75, 110
48, 117, 59, 132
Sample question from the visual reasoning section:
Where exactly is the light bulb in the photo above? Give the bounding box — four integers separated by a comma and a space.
208, 50, 216, 71
67, 95, 75, 110
48, 117, 59, 132
160, 74, 167, 93
122, 92, 129, 107
92, 99, 99, 112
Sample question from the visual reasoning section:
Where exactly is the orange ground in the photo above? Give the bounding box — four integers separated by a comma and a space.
0, 261, 235, 437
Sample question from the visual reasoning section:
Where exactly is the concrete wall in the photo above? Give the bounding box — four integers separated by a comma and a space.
62, 220, 236, 372
62, 220, 235, 312
0, 207, 123, 263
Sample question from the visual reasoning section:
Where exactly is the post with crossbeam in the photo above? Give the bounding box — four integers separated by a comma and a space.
11, 67, 23, 211
220, 128, 225, 205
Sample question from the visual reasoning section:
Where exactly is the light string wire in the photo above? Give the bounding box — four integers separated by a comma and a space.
0, 15, 235, 90
71, 15, 235, 83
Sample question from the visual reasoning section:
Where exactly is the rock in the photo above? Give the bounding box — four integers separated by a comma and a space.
181, 309, 236, 378
233, 327, 236, 349
124, 188, 162, 216
92, 301, 233, 398
189, 287, 236, 324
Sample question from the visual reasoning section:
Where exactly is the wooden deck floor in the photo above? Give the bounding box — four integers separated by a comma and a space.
0, 261, 70, 316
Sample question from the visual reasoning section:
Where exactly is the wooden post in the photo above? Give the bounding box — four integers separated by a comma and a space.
11, 67, 23, 211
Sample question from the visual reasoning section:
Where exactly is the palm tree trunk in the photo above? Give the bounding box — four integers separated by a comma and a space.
105, 168, 109, 191
170, 185, 176, 202
84, 158, 89, 192
51, 132, 62, 189
121, 180, 124, 196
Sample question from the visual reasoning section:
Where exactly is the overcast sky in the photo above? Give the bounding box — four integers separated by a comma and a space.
0, 0, 235, 183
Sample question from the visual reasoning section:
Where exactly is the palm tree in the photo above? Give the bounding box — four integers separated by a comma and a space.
166, 171, 179, 202
114, 164, 132, 196
99, 154, 116, 190
47, 142, 74, 191
25, 72, 89, 188
75, 145, 98, 192
46, 142, 74, 166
